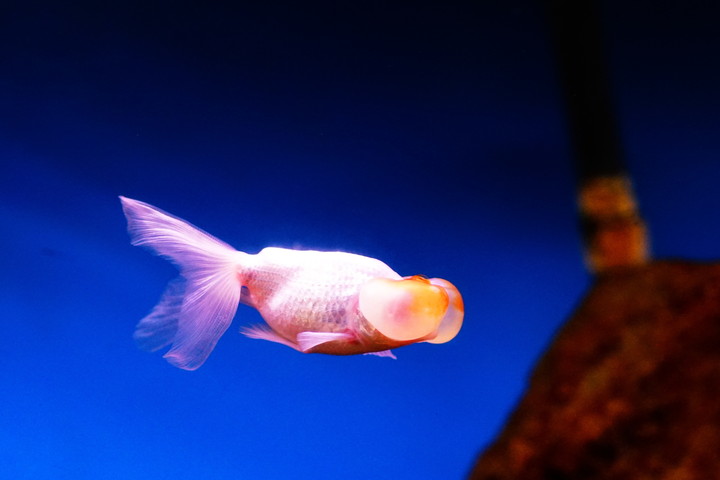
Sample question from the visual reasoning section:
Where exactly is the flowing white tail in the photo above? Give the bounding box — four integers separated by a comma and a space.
120, 196, 242, 370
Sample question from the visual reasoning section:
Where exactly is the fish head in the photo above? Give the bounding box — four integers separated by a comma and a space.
358, 275, 464, 343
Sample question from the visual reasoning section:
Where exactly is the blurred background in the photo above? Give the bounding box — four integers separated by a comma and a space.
1, 1, 719, 478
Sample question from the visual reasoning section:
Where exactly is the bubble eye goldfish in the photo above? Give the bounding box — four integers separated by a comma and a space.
120, 197, 464, 370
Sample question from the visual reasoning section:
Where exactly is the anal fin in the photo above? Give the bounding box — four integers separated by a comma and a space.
364, 350, 397, 359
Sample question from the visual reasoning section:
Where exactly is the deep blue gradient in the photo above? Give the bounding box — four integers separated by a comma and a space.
2, 1, 719, 479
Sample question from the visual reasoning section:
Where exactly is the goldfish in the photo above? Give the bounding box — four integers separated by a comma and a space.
120, 197, 464, 370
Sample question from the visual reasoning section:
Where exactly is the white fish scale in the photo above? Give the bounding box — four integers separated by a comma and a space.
244, 247, 400, 338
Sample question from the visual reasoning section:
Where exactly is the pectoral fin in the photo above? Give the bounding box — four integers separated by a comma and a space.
296, 331, 355, 352
241, 325, 300, 351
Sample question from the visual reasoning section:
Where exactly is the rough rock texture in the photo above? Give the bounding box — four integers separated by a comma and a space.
469, 261, 720, 479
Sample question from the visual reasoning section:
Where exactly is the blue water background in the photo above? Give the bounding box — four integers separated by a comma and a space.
2, 1, 719, 478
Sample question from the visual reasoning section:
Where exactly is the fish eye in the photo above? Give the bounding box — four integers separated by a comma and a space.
359, 277, 449, 341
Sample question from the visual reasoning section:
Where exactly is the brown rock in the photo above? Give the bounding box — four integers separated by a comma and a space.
469, 261, 720, 479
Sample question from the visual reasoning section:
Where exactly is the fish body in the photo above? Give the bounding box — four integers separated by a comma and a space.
120, 197, 463, 370
240, 247, 405, 355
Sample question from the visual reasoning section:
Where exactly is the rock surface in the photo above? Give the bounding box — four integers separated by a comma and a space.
469, 261, 720, 479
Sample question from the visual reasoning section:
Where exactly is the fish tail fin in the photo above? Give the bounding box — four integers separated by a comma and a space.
120, 196, 244, 370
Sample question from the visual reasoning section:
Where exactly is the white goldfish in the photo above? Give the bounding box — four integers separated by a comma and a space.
120, 197, 464, 370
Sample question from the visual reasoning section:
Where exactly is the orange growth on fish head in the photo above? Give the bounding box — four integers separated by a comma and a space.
424, 278, 464, 344
359, 275, 462, 342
